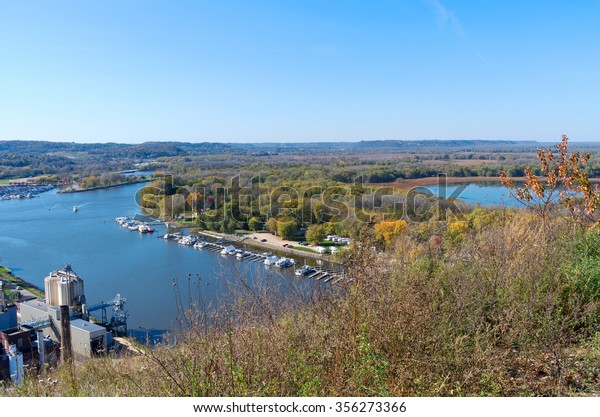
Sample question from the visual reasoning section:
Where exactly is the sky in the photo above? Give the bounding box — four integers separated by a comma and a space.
0, 0, 599, 143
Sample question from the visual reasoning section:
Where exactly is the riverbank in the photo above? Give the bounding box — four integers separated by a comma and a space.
58, 178, 151, 194
195, 230, 336, 262
0, 265, 44, 299
379, 175, 600, 190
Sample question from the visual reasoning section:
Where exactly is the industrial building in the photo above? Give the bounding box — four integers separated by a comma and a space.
1, 266, 127, 384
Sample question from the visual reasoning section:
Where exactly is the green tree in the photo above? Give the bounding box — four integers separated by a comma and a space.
306, 224, 326, 245
248, 216, 264, 231
266, 218, 278, 235
277, 218, 298, 240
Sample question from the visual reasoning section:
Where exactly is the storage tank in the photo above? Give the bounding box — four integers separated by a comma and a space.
44, 265, 86, 311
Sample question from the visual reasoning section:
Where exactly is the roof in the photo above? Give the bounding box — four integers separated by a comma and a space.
20, 299, 49, 313
70, 319, 106, 334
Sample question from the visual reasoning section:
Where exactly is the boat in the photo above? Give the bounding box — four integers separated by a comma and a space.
72, 205, 78, 212
275, 257, 295, 268
295, 265, 316, 276
236, 251, 251, 259
264, 255, 279, 266
220, 245, 237, 255
178, 236, 196, 246
194, 241, 207, 249
138, 224, 154, 233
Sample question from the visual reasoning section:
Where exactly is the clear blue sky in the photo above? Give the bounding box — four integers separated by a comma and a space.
0, 0, 599, 143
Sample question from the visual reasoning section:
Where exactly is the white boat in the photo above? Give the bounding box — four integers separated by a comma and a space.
264, 255, 279, 266
72, 206, 78, 212
138, 224, 154, 233
194, 241, 207, 249
236, 250, 251, 259
275, 257, 295, 268
178, 236, 196, 246
220, 245, 237, 255
295, 265, 316, 276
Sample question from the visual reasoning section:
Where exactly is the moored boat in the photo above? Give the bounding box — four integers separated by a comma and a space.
295, 265, 316, 276
264, 255, 279, 266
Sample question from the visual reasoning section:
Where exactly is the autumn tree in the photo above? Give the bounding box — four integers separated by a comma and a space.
266, 217, 278, 235
374, 219, 408, 247
500, 135, 600, 227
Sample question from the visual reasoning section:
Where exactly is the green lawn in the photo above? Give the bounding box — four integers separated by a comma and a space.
292, 246, 318, 254
0, 179, 10, 186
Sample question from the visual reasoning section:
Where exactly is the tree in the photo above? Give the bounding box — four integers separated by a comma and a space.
306, 224, 326, 245
374, 219, 408, 247
248, 217, 264, 231
500, 135, 600, 227
277, 218, 298, 240
266, 218, 278, 235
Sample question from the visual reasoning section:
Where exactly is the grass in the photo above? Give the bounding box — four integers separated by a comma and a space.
0, 179, 10, 186
291, 246, 318, 254
5, 211, 600, 397
0, 265, 45, 298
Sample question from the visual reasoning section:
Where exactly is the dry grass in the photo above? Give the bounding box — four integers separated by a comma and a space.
3, 213, 599, 397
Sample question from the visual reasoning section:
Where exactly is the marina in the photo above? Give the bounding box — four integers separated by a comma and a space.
0, 183, 339, 338
153, 225, 347, 281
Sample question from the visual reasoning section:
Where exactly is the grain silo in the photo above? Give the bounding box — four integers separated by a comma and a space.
44, 265, 86, 312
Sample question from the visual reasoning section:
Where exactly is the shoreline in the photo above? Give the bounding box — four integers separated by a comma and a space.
377, 175, 600, 190
194, 230, 337, 262
58, 178, 152, 194
0, 265, 45, 299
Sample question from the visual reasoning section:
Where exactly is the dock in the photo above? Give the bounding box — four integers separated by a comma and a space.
158, 232, 348, 284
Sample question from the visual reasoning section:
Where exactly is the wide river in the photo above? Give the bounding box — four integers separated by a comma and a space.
0, 183, 329, 340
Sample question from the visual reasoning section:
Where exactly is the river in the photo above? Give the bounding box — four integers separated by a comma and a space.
0, 183, 326, 340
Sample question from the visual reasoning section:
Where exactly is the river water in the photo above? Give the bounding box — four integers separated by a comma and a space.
424, 181, 518, 207
0, 183, 326, 340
